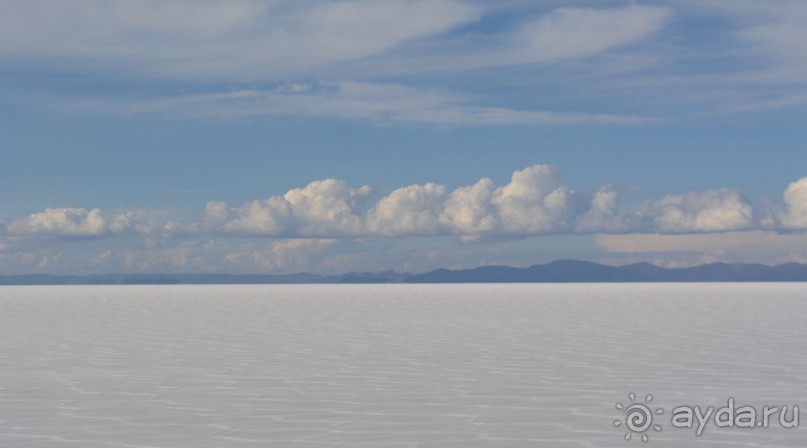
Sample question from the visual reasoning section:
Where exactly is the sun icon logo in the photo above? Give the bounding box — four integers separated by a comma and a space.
614, 393, 664, 442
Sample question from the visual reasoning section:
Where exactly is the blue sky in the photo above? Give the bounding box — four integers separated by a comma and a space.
2, 0, 807, 274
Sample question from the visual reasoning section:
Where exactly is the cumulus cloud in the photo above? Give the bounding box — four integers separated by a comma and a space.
203, 198, 294, 236
200, 166, 807, 239
86, 241, 220, 274
4, 167, 807, 274
576, 187, 637, 233
208, 165, 634, 237
646, 189, 755, 233
203, 179, 371, 237
272, 164, 609, 237
6, 207, 168, 238
5, 168, 807, 252
207, 165, 632, 238
9, 208, 134, 236
491, 165, 589, 234
367, 183, 447, 235
780, 177, 807, 228
439, 178, 498, 235
223, 239, 340, 274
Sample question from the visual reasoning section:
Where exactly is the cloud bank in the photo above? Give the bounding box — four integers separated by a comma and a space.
2, 165, 806, 274
185, 165, 802, 238
4, 166, 805, 243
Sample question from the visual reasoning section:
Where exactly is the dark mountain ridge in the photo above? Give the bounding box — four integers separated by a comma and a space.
2, 261, 807, 284
404, 260, 807, 283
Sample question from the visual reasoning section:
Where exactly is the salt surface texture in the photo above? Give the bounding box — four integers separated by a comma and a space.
1, 284, 806, 447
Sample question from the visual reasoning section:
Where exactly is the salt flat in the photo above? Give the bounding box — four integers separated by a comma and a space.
1, 284, 806, 447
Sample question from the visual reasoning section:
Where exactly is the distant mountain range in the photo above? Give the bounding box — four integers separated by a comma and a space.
405, 260, 807, 283
2, 261, 807, 284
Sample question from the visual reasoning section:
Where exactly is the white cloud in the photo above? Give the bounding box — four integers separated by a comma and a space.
5, 168, 807, 260
209, 164, 634, 237
6, 207, 169, 238
367, 183, 447, 236
9, 208, 131, 236
439, 178, 498, 235
780, 177, 807, 229
283, 180, 372, 235
5, 168, 807, 274
576, 187, 636, 233
223, 239, 339, 274
203, 179, 371, 237
201, 165, 807, 239
647, 189, 755, 233
491, 165, 588, 234
99, 242, 218, 273
204, 198, 295, 236
302, 164, 613, 236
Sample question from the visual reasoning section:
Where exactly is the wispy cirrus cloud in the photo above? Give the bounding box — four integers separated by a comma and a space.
0, 0, 482, 81
62, 80, 652, 126
0, 2, 671, 81
348, 4, 672, 75
587, 0, 807, 114
5, 0, 807, 122
0, 1, 674, 126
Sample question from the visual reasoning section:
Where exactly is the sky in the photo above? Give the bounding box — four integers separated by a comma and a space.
2, 0, 807, 275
